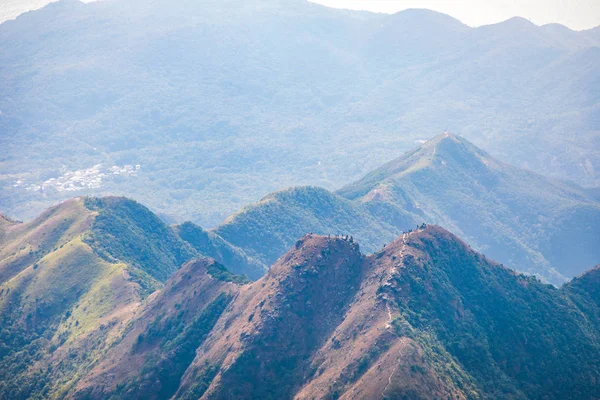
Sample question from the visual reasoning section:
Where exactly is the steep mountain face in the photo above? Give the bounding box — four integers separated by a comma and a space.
83, 197, 198, 291
67, 226, 600, 399
0, 196, 205, 399
1, 0, 598, 226
376, 227, 600, 400
337, 133, 600, 284
2, 195, 600, 398
208, 134, 599, 285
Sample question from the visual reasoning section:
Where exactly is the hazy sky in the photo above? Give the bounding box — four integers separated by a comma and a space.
0, 0, 96, 24
309, 0, 600, 30
0, 0, 599, 30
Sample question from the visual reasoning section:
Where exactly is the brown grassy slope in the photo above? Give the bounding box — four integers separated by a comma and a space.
177, 235, 368, 399
175, 227, 600, 399
69, 226, 600, 400
171, 232, 472, 400
293, 230, 474, 400
72, 258, 242, 399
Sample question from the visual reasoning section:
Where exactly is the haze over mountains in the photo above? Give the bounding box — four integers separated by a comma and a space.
1, 132, 597, 285
1, 0, 599, 226
208, 133, 600, 285
3, 133, 598, 286
1, 1, 599, 397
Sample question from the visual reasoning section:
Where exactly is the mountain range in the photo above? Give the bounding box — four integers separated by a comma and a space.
209, 133, 600, 285
2, 131, 597, 293
1, 145, 598, 396
1, 0, 598, 226
1, 1, 599, 396
1, 136, 599, 397
70, 227, 600, 399
2, 204, 600, 398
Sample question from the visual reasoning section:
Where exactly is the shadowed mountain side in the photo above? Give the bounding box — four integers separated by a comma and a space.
174, 221, 266, 280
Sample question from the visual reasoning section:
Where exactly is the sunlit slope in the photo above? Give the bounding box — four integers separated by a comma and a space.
0, 196, 200, 399
338, 133, 600, 284
214, 186, 405, 267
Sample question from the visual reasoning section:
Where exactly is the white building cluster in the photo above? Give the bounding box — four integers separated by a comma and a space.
20, 164, 141, 193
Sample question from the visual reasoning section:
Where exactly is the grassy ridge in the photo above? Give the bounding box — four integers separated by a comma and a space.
215, 186, 403, 266
0, 197, 203, 398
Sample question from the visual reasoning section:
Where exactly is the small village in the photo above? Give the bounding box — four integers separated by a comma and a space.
16, 164, 141, 193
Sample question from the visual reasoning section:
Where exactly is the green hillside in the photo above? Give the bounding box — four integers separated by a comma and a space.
0, 197, 201, 399
208, 134, 599, 285
83, 197, 198, 293
174, 221, 266, 280
381, 227, 600, 399
214, 186, 404, 266
338, 133, 600, 284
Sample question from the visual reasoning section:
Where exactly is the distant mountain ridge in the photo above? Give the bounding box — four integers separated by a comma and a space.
210, 133, 600, 285
213, 186, 402, 266
1, 0, 598, 225
2, 1, 600, 396
2, 133, 597, 287
338, 133, 600, 283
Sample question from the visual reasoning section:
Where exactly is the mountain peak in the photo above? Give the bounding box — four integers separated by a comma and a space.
402, 131, 485, 163
269, 233, 362, 278
391, 8, 465, 24
424, 132, 491, 163
479, 16, 538, 32
541, 22, 573, 32
567, 264, 600, 289
383, 8, 469, 35
337, 133, 491, 200
423, 131, 465, 148
377, 224, 475, 264
503, 16, 536, 26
